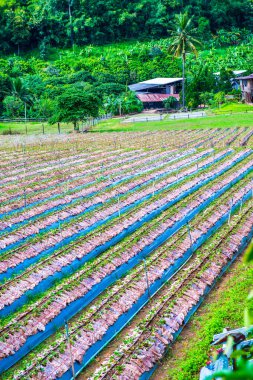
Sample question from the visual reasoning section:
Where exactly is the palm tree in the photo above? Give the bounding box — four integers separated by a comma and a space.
7, 77, 33, 120
169, 12, 201, 109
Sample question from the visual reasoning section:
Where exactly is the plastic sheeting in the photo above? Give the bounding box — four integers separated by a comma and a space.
0, 151, 226, 283
0, 150, 194, 220
0, 151, 242, 315
0, 187, 251, 374
139, 227, 253, 380
0, 149, 204, 247
60, 190, 253, 380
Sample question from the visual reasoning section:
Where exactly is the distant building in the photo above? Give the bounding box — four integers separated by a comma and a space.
213, 70, 246, 90
231, 70, 247, 90
129, 78, 182, 109
237, 73, 253, 103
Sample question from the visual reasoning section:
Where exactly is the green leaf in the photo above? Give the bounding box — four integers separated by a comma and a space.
244, 241, 253, 263
247, 289, 253, 301
244, 307, 253, 328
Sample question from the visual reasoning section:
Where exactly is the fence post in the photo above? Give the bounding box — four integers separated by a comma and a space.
64, 321, 76, 379
58, 122, 60, 134
239, 197, 243, 214
23, 189, 27, 208
143, 259, 151, 299
186, 222, 193, 249
25, 124, 28, 135
42, 124, 45, 134
228, 197, 234, 225
116, 190, 120, 217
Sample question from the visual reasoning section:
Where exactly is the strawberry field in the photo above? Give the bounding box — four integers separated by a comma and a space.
0, 128, 252, 380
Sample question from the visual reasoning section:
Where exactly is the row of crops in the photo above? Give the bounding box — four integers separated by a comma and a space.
0, 126, 253, 153
0, 127, 252, 380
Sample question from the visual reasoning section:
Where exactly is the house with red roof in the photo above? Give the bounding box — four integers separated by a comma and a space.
129, 78, 182, 109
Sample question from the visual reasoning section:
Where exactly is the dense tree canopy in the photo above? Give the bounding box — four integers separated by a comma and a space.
0, 0, 252, 53
0, 1, 252, 119
0, 38, 252, 118
49, 89, 100, 128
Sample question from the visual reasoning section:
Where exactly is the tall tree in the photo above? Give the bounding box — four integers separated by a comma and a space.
7, 77, 33, 120
50, 88, 100, 130
169, 12, 201, 109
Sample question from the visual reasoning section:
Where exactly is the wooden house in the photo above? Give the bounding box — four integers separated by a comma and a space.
238, 73, 253, 103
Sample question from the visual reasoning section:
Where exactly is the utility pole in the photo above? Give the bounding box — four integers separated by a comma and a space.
65, 321, 76, 379
143, 259, 151, 299
182, 50, 186, 110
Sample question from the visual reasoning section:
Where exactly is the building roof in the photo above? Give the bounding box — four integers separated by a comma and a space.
214, 70, 247, 76
237, 73, 253, 80
129, 77, 183, 92
233, 70, 247, 76
137, 93, 179, 103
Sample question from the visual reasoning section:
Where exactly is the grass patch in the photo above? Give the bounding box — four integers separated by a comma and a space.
210, 102, 253, 115
1, 110, 253, 135
93, 113, 253, 132
0, 122, 74, 135
152, 259, 253, 380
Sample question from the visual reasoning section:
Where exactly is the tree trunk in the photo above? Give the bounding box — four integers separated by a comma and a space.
73, 121, 79, 131
68, 0, 74, 51
182, 52, 186, 110
119, 100, 122, 116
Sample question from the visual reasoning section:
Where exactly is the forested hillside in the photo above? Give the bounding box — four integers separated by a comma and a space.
1, 41, 253, 120
0, 0, 253, 123
0, 0, 253, 53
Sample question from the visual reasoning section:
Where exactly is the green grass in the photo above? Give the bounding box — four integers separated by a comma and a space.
153, 259, 253, 380
0, 122, 74, 135
210, 102, 253, 115
92, 113, 253, 132
1, 109, 252, 135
